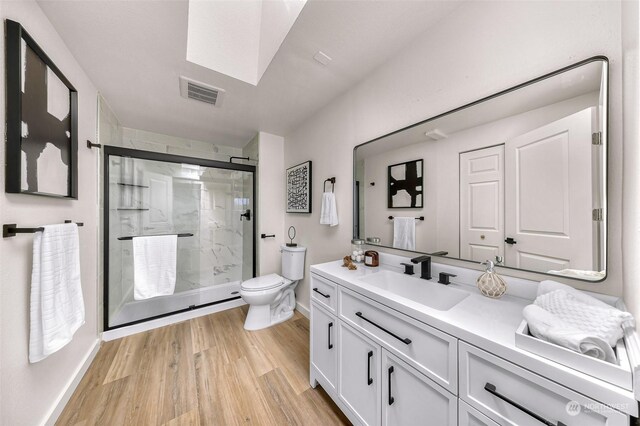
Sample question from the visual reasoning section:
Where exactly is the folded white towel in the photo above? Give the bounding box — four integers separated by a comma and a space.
393, 217, 415, 251
523, 304, 616, 363
30, 224, 85, 363
320, 192, 339, 227
133, 235, 177, 300
535, 289, 634, 347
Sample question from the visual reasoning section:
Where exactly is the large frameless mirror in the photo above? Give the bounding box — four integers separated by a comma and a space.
354, 57, 608, 282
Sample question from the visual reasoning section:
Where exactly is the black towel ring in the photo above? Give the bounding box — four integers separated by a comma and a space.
324, 177, 336, 193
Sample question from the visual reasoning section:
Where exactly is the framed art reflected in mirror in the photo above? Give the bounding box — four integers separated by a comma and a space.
5, 19, 78, 199
388, 159, 423, 208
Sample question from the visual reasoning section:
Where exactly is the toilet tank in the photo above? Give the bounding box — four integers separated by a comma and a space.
281, 245, 307, 281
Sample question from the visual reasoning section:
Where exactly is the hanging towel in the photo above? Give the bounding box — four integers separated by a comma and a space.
393, 217, 415, 251
320, 192, 339, 226
29, 223, 85, 363
133, 235, 177, 300
523, 304, 616, 363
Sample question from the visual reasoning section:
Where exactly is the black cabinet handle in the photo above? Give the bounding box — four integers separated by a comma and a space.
367, 351, 374, 385
484, 383, 566, 426
313, 288, 330, 298
388, 366, 395, 405
505, 237, 517, 245
355, 312, 412, 345
328, 322, 333, 350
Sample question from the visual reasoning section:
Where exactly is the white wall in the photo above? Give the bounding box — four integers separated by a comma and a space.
0, 1, 100, 424
284, 1, 625, 313
256, 132, 286, 275
621, 0, 640, 321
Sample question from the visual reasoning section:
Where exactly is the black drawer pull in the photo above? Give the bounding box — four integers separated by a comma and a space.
328, 322, 334, 350
367, 351, 374, 385
355, 311, 412, 345
313, 288, 330, 298
484, 383, 567, 426
388, 366, 395, 405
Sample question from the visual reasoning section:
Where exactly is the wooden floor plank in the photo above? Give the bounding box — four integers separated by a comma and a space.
57, 307, 350, 426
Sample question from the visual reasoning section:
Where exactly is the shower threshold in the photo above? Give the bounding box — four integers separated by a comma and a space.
109, 281, 241, 329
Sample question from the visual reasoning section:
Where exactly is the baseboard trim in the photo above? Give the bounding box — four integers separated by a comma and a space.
102, 298, 247, 341
45, 338, 101, 426
296, 301, 310, 319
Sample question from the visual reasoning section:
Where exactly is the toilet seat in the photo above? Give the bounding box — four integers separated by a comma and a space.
241, 273, 291, 292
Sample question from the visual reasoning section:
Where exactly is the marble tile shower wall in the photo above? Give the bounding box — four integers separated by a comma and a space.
108, 157, 247, 314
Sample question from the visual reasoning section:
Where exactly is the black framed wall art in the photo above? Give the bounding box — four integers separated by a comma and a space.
5, 19, 78, 198
286, 161, 312, 213
388, 159, 423, 208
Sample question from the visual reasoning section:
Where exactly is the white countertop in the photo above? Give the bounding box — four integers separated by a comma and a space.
310, 259, 638, 417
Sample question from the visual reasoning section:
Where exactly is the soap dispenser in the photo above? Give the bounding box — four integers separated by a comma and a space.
476, 260, 507, 298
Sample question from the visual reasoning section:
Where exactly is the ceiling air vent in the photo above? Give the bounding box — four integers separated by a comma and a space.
179, 76, 225, 107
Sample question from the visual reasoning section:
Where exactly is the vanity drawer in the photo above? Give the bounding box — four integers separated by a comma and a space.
459, 342, 628, 426
311, 274, 337, 314
339, 287, 457, 393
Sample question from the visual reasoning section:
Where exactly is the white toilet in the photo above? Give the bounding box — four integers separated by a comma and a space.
240, 245, 306, 330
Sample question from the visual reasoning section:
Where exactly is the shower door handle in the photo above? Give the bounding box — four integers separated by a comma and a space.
240, 209, 251, 221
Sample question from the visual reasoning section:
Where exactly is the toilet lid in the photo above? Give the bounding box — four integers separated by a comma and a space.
241, 273, 285, 291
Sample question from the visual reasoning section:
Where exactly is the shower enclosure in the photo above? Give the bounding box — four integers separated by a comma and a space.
103, 146, 255, 330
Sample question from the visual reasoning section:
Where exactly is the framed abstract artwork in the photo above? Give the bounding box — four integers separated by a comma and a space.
5, 19, 78, 198
388, 159, 423, 208
286, 161, 312, 213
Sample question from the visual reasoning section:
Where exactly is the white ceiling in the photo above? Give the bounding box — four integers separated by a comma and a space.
37, 0, 460, 148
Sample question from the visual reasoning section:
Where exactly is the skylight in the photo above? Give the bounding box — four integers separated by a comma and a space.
186, 0, 307, 86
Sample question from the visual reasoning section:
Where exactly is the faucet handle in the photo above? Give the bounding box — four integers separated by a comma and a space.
400, 263, 415, 275
438, 272, 457, 285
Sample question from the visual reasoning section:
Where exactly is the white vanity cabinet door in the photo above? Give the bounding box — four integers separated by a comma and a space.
459, 342, 628, 426
310, 302, 338, 393
311, 273, 337, 314
382, 350, 457, 426
459, 400, 499, 426
339, 287, 458, 393
338, 322, 381, 426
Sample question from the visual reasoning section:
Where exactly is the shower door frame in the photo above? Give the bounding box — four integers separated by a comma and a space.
103, 145, 257, 331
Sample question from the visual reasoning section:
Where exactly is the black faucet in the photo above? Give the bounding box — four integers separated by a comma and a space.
411, 255, 432, 280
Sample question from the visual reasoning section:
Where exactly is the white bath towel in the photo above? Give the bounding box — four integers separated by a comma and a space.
29, 224, 85, 363
133, 235, 177, 300
393, 217, 415, 251
523, 304, 616, 363
320, 192, 339, 227
534, 288, 634, 347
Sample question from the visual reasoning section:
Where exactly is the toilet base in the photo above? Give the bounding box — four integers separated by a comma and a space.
243, 286, 296, 331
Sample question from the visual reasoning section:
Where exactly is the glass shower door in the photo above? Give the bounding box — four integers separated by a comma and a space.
104, 148, 255, 329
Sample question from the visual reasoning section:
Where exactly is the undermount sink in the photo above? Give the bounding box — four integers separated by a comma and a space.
359, 270, 469, 311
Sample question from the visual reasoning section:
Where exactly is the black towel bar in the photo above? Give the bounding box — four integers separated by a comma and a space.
388, 216, 424, 221
3, 221, 84, 238
117, 233, 194, 241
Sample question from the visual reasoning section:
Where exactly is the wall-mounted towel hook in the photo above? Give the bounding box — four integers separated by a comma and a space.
87, 140, 102, 149
324, 177, 336, 192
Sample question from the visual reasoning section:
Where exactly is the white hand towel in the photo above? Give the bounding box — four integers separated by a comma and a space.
523, 304, 616, 363
133, 235, 177, 300
393, 217, 415, 251
30, 224, 85, 363
535, 289, 634, 347
320, 192, 339, 226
